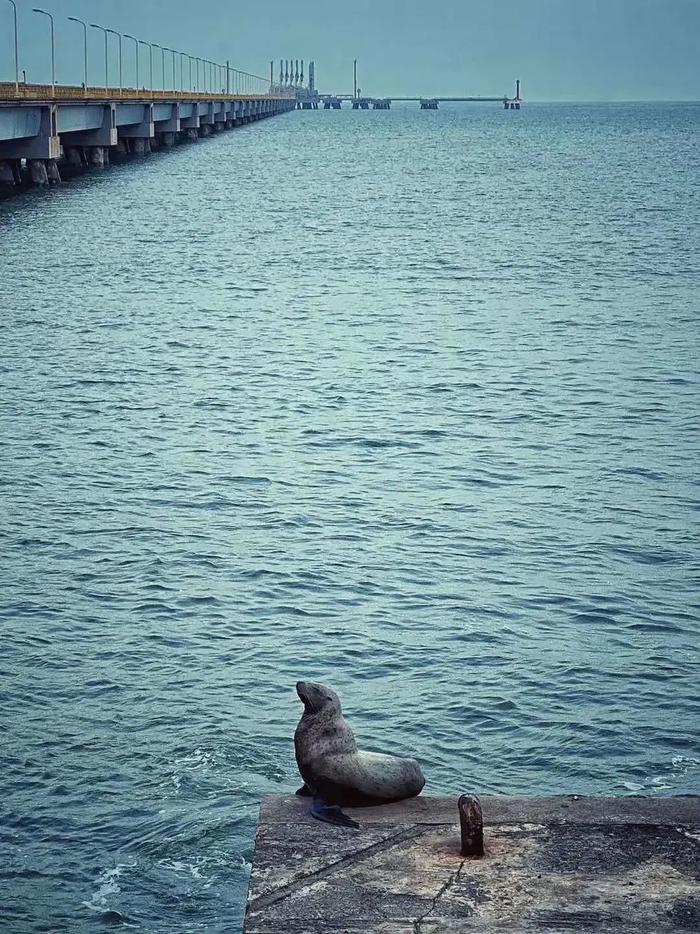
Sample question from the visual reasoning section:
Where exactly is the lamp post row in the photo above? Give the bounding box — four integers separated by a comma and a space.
4, 2, 270, 97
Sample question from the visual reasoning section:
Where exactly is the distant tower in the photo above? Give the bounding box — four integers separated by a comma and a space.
300, 60, 305, 85
284, 60, 289, 84
270, 60, 274, 87
279, 59, 284, 84
353, 59, 358, 99
295, 60, 299, 85
309, 60, 315, 92
516, 79, 521, 100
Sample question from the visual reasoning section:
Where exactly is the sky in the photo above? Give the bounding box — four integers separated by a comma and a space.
1, 0, 700, 101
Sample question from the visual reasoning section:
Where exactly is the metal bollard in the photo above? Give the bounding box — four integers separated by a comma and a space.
458, 794, 484, 857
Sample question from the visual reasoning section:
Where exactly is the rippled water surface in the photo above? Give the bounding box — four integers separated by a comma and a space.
2, 102, 699, 932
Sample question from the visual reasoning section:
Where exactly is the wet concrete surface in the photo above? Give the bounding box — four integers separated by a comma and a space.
244, 795, 700, 933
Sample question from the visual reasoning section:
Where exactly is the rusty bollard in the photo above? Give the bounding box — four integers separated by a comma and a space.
458, 794, 484, 857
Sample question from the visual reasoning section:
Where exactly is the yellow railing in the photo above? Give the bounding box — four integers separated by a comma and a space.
0, 81, 296, 102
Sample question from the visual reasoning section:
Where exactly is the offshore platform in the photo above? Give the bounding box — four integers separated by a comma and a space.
283, 59, 523, 111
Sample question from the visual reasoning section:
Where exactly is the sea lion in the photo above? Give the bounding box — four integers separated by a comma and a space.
294, 680, 425, 828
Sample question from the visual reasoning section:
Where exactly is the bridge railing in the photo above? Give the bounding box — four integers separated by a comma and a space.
0, 79, 296, 102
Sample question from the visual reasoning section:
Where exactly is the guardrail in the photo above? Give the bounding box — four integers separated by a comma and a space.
0, 81, 297, 102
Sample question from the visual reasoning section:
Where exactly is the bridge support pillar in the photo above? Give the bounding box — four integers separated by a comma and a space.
29, 159, 49, 187
158, 131, 176, 148
46, 160, 61, 185
180, 112, 200, 133
0, 159, 18, 188
118, 104, 155, 152
183, 128, 199, 142
64, 147, 84, 168
61, 104, 117, 150
0, 105, 61, 161
199, 103, 215, 131
130, 137, 150, 155
154, 104, 180, 136
87, 146, 108, 168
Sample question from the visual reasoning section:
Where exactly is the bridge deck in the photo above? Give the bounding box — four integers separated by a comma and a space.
0, 82, 291, 103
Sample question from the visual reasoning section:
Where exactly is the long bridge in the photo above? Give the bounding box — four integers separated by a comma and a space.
0, 3, 522, 194
0, 80, 295, 187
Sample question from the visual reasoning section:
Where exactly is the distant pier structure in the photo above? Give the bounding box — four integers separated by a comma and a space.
315, 79, 524, 111
504, 79, 523, 109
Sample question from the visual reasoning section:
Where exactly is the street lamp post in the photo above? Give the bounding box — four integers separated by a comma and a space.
68, 16, 88, 92
32, 8, 55, 96
90, 23, 109, 91
152, 43, 165, 90
124, 34, 139, 90
6, 0, 19, 93
105, 29, 122, 94
138, 41, 153, 93
165, 49, 176, 91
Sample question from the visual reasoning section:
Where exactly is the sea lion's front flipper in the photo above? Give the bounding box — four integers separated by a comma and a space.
295, 783, 313, 797
311, 795, 359, 829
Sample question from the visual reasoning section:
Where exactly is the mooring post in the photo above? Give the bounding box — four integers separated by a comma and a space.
458, 794, 484, 857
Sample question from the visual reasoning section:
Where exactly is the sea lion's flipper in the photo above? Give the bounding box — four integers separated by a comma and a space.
295, 783, 313, 797
311, 795, 359, 829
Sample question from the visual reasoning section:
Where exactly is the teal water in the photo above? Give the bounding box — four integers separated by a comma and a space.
1, 102, 699, 932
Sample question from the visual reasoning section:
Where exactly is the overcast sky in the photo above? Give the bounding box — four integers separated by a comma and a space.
2, 0, 699, 100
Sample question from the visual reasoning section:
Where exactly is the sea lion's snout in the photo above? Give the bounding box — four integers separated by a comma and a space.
296, 681, 308, 702
295, 680, 338, 714
296, 681, 315, 712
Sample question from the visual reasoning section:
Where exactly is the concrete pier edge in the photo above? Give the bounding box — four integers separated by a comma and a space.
244, 793, 700, 932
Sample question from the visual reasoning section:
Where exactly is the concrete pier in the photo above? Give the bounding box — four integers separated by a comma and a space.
28, 159, 49, 187
45, 160, 61, 185
0, 158, 15, 187
87, 146, 107, 168
244, 794, 700, 932
0, 84, 296, 195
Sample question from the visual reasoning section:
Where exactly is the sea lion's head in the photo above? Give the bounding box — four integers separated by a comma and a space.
296, 681, 341, 716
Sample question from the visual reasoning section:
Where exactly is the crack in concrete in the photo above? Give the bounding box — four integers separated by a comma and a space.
413, 857, 467, 933
248, 823, 433, 915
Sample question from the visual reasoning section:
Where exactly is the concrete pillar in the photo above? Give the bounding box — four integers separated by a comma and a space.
46, 160, 61, 185
29, 160, 50, 187
184, 128, 198, 142
159, 132, 175, 148
87, 146, 106, 168
131, 138, 149, 155
64, 147, 84, 167
0, 160, 16, 187
225, 118, 234, 130
199, 124, 212, 138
